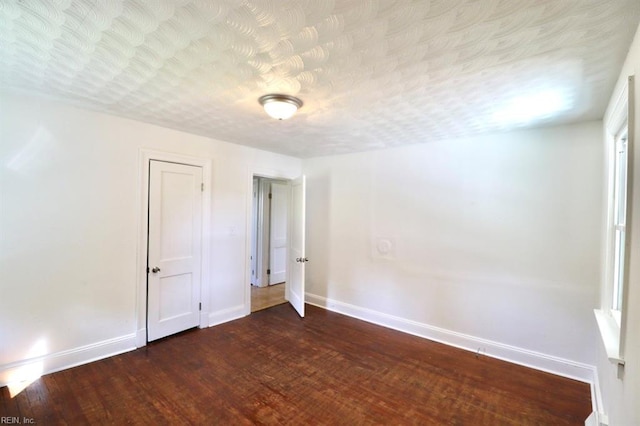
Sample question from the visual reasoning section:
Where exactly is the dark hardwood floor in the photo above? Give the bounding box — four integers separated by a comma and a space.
1, 304, 591, 425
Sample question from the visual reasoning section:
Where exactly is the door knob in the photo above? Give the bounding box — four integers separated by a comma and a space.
152, 267, 161, 273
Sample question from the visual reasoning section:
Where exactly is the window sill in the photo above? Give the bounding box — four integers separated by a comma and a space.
594, 309, 625, 365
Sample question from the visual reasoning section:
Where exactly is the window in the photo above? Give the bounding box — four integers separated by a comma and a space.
594, 75, 633, 366
611, 126, 628, 325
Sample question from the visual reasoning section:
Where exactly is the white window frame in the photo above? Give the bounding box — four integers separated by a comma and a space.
595, 75, 634, 367
611, 126, 628, 325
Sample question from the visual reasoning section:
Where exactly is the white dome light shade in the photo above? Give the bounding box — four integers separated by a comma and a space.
259, 94, 303, 120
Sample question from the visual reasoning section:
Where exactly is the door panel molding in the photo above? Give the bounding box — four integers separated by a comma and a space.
136, 149, 212, 347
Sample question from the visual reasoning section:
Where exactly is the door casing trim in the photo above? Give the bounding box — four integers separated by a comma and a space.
136, 149, 212, 347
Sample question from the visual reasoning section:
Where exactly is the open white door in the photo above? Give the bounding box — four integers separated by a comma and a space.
250, 178, 259, 286
269, 182, 288, 285
288, 175, 306, 317
148, 160, 202, 341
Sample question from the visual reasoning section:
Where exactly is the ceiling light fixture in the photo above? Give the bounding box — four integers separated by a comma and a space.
259, 94, 303, 120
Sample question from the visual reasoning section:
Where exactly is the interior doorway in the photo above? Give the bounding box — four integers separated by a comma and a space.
250, 177, 289, 312
136, 150, 212, 349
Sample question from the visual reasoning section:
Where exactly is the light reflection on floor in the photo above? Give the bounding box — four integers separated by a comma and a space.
6, 339, 47, 398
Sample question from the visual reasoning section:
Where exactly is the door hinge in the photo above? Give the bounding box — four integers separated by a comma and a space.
268, 192, 272, 199
267, 269, 271, 275
199, 302, 202, 311
201, 183, 204, 192
146, 267, 149, 273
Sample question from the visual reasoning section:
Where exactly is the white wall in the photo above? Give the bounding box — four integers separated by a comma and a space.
304, 121, 603, 377
0, 92, 301, 384
597, 23, 640, 426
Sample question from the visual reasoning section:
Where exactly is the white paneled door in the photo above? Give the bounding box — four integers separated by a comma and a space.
288, 175, 306, 317
269, 182, 288, 285
147, 160, 203, 341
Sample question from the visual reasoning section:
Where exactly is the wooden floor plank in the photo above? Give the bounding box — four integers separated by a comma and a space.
1, 304, 591, 424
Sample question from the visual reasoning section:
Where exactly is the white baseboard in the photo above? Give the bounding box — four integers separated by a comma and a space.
585, 410, 609, 426
0, 334, 136, 388
136, 329, 147, 348
306, 293, 597, 384
208, 305, 246, 327
200, 311, 210, 328
589, 367, 606, 425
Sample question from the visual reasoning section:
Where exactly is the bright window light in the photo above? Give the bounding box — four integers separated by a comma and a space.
493, 90, 570, 126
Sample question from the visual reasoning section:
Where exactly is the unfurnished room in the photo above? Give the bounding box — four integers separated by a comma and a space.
1, 1, 640, 424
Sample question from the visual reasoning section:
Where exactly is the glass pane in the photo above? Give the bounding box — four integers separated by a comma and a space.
615, 143, 627, 225
613, 229, 625, 311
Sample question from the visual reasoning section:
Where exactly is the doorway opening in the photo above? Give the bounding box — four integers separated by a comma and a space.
250, 176, 289, 312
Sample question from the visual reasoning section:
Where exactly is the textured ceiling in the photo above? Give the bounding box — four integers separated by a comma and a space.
1, 1, 639, 158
